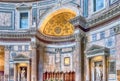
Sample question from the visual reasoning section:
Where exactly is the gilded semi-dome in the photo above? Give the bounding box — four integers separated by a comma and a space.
39, 9, 76, 36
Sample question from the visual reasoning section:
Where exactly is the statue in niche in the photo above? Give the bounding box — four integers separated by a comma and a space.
95, 63, 103, 81
20, 67, 26, 81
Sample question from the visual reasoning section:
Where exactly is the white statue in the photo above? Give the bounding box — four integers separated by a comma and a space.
21, 68, 26, 81
95, 64, 103, 81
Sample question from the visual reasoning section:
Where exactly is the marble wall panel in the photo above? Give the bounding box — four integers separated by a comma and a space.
105, 36, 116, 48
116, 34, 120, 70
0, 9, 14, 30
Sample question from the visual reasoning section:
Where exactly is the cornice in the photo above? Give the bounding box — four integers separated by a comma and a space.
36, 31, 76, 42
0, 28, 36, 39
36, 29, 85, 42
70, 4, 120, 29
85, 45, 110, 58
16, 3, 32, 10
69, 15, 86, 28
87, 4, 120, 28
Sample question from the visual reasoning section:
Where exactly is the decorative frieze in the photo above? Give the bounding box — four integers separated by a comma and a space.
45, 46, 75, 54
0, 28, 37, 39
36, 31, 76, 42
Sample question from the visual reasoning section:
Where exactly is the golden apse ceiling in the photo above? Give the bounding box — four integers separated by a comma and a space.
40, 9, 76, 36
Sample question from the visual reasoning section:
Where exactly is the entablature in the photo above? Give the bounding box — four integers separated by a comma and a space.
70, 3, 120, 29
0, 28, 37, 40
87, 4, 120, 28
36, 28, 86, 43
69, 15, 86, 28
85, 45, 110, 58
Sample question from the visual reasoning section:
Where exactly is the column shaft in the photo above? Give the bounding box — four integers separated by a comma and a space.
14, 64, 17, 81
31, 42, 37, 81
27, 63, 30, 81
86, 59, 90, 81
103, 56, 107, 81
4, 46, 10, 81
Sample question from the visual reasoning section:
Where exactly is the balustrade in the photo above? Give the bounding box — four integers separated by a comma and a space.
43, 71, 75, 81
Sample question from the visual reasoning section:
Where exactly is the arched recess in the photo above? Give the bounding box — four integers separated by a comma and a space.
38, 6, 79, 36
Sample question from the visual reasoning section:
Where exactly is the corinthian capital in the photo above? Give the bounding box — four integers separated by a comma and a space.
30, 42, 37, 49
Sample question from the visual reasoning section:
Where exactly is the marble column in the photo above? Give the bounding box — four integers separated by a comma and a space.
75, 32, 81, 81
14, 64, 17, 81
103, 56, 107, 81
39, 45, 44, 81
31, 42, 37, 81
27, 63, 30, 81
86, 58, 91, 81
4, 46, 10, 81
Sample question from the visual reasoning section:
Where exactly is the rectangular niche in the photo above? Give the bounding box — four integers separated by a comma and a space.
109, 61, 116, 74
64, 57, 70, 66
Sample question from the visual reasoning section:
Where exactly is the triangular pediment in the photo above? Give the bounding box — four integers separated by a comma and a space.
16, 3, 32, 10
13, 54, 30, 62
86, 45, 105, 52
14, 54, 28, 59
85, 45, 110, 58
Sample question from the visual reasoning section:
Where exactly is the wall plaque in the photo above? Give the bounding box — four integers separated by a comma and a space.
64, 57, 70, 66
